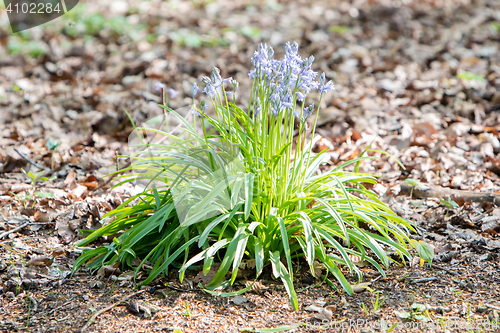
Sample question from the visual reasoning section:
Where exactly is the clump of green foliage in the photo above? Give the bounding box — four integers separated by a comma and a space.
74, 43, 413, 309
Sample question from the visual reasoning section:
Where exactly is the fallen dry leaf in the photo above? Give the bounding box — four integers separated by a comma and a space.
351, 282, 371, 293
28, 255, 53, 267
314, 305, 336, 321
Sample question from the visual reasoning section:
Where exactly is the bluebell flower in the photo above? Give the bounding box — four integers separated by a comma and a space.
296, 91, 305, 101
191, 109, 202, 116
201, 76, 211, 84
304, 103, 315, 118
248, 69, 256, 79
223, 77, 233, 83
232, 81, 239, 91
320, 73, 326, 85
203, 83, 217, 98
254, 107, 261, 117
199, 100, 208, 113
225, 91, 234, 96
155, 82, 166, 91
285, 42, 299, 58
251, 44, 273, 68
211, 68, 222, 88
282, 93, 293, 108
319, 80, 334, 93
248, 42, 335, 118
168, 88, 179, 98
191, 82, 199, 97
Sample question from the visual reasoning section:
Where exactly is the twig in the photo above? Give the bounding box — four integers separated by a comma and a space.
28, 295, 38, 312
13, 147, 44, 170
56, 314, 70, 322
81, 289, 145, 331
0, 221, 29, 240
432, 264, 459, 276
48, 296, 75, 315
91, 161, 131, 192
410, 277, 437, 284
148, 284, 202, 293
485, 303, 500, 311
166, 285, 202, 292
398, 183, 500, 205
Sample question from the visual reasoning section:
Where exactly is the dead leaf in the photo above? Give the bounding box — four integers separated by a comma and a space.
312, 260, 324, 278
193, 263, 220, 285
245, 280, 268, 291
97, 263, 121, 277
411, 256, 421, 268
351, 282, 371, 293
64, 171, 77, 189
314, 305, 336, 321
34, 210, 51, 222
348, 254, 369, 267
28, 255, 53, 267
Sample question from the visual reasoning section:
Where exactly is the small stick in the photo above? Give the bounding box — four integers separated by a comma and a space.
48, 297, 75, 315
485, 303, 500, 311
410, 277, 437, 284
0, 221, 29, 240
81, 289, 145, 331
166, 285, 202, 292
398, 183, 500, 205
13, 147, 44, 170
91, 162, 131, 192
433, 264, 459, 276
28, 295, 38, 312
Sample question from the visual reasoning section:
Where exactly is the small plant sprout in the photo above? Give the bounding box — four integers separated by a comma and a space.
440, 198, 459, 216
404, 178, 421, 199
182, 301, 192, 318
20, 169, 55, 207
370, 290, 386, 312
457, 71, 485, 83
359, 286, 386, 314
74, 43, 414, 310
395, 303, 430, 322
410, 240, 434, 267
359, 302, 370, 315
46, 139, 61, 170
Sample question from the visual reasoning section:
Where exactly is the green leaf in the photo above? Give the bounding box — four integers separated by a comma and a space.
244, 173, 254, 220
269, 251, 298, 310
411, 303, 427, 312
46, 139, 62, 151
411, 240, 434, 267
439, 198, 459, 208
395, 310, 411, 319
457, 71, 485, 82
404, 178, 421, 187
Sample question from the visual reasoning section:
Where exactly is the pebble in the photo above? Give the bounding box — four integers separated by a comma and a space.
109, 0, 129, 14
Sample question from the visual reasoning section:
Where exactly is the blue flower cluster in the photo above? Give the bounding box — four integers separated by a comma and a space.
248, 42, 334, 118
195, 42, 334, 120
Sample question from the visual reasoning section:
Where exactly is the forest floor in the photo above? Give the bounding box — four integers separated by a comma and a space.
1, 0, 500, 331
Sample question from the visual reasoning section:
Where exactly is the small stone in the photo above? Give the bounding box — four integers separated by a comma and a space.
476, 305, 488, 313
109, 0, 129, 14
232, 296, 248, 305
90, 281, 104, 289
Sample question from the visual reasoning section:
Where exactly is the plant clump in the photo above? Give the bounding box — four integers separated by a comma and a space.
74, 42, 414, 309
